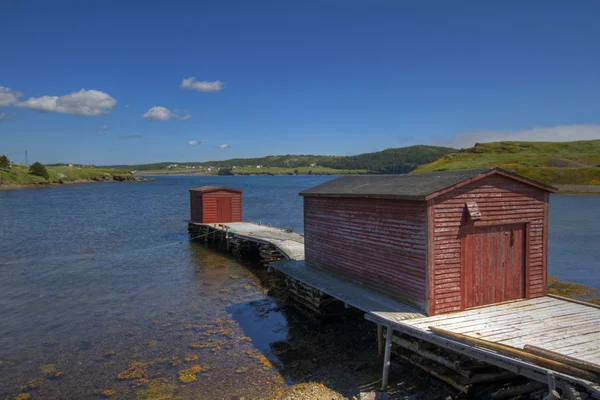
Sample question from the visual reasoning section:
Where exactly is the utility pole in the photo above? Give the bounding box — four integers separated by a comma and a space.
25, 150, 28, 166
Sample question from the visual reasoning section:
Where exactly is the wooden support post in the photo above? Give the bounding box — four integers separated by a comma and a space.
392, 335, 473, 378
544, 372, 560, 400
377, 324, 384, 357
381, 326, 393, 392
562, 383, 584, 400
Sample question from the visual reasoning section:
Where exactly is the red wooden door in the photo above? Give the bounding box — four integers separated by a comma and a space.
463, 224, 525, 308
216, 197, 232, 222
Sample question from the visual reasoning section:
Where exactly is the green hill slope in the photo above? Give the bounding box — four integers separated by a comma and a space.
109, 145, 457, 174
413, 140, 600, 185
0, 164, 135, 186
317, 145, 456, 173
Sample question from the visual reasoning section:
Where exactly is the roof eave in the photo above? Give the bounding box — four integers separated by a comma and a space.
299, 192, 426, 201
189, 187, 243, 194
424, 168, 558, 201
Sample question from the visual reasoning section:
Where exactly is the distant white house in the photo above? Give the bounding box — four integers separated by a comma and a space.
310, 163, 316, 167
256, 165, 262, 169
232, 166, 237, 169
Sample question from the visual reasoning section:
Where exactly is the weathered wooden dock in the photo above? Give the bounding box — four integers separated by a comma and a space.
367, 295, 600, 397
188, 221, 305, 262
271, 260, 600, 398
188, 221, 600, 397
188, 222, 362, 318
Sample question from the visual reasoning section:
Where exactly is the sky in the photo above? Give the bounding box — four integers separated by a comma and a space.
1, 1, 600, 165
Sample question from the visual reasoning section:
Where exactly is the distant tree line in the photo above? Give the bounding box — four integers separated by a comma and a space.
318, 146, 456, 173
112, 145, 456, 174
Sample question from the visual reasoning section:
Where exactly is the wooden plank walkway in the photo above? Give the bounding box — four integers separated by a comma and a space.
271, 261, 600, 367
191, 222, 305, 260
397, 296, 600, 366
269, 260, 600, 394
270, 260, 425, 319
367, 296, 600, 396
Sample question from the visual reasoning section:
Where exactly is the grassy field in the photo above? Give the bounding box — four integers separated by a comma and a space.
413, 140, 600, 185
0, 164, 134, 186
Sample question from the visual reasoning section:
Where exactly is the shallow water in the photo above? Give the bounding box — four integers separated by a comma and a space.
548, 194, 600, 289
0, 176, 598, 399
0, 176, 331, 399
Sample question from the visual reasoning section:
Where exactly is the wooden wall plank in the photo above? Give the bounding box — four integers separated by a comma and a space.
304, 197, 428, 310
430, 174, 549, 315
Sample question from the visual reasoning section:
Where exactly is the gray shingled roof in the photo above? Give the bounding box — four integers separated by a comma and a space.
190, 186, 242, 193
299, 169, 495, 200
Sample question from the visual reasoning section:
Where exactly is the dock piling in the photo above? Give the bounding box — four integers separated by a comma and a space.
377, 324, 384, 357
380, 326, 393, 392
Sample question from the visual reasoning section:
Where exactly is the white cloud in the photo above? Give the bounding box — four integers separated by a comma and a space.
188, 139, 208, 146
97, 124, 111, 130
143, 106, 173, 121
97, 131, 107, 136
444, 124, 600, 149
0, 112, 17, 121
143, 106, 191, 121
0, 86, 23, 106
181, 77, 224, 92
217, 144, 230, 149
17, 89, 117, 116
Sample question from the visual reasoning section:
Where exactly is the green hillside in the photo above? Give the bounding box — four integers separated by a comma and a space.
0, 164, 134, 186
317, 145, 455, 173
109, 145, 456, 174
413, 140, 600, 185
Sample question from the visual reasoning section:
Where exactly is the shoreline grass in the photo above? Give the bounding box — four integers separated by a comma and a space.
0, 164, 135, 187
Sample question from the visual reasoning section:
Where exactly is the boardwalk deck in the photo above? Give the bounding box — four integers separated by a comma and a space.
367, 296, 600, 396
190, 222, 305, 260
271, 260, 425, 319
394, 296, 600, 366
269, 261, 600, 396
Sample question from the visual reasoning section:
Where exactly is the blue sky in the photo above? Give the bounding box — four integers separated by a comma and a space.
1, 1, 600, 165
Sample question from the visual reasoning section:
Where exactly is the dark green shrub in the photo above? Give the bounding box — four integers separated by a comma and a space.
0, 155, 9, 171
29, 162, 49, 180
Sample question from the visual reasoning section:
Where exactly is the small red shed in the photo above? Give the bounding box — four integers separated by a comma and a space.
189, 186, 243, 224
300, 168, 557, 316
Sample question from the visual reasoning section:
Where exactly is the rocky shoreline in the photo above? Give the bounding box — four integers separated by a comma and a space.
0, 175, 154, 191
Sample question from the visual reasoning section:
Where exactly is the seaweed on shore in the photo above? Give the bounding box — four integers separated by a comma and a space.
548, 275, 599, 305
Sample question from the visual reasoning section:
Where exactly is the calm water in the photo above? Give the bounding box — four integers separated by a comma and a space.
0, 176, 599, 399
